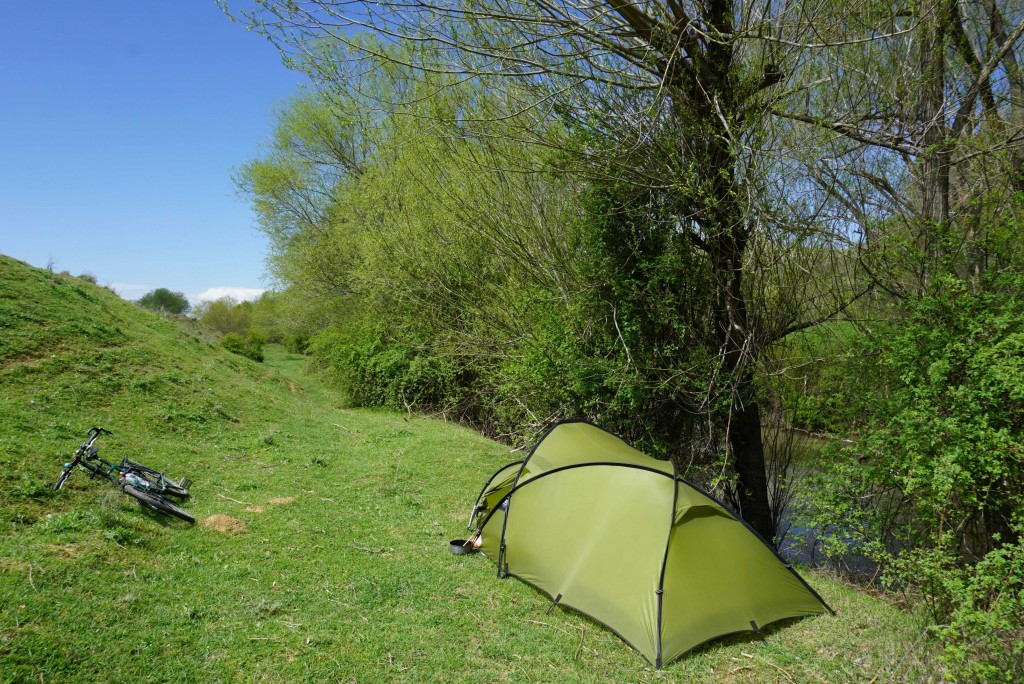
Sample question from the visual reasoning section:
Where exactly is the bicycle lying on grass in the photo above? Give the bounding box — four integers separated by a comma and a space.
54, 427, 195, 523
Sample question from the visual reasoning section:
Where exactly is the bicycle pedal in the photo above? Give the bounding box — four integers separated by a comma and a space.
178, 477, 192, 490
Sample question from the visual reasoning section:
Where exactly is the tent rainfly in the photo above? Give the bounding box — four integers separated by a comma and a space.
466, 420, 832, 668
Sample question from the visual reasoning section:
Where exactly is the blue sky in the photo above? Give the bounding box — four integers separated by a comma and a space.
0, 1, 307, 304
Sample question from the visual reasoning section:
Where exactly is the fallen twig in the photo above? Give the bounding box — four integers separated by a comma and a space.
756, 655, 797, 683
526, 619, 575, 637
218, 493, 252, 506
352, 545, 389, 554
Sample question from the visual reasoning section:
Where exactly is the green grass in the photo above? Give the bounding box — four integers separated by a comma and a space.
0, 255, 942, 682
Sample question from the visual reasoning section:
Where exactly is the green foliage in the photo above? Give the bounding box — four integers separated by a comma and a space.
195, 297, 252, 335
307, 324, 461, 414
282, 332, 309, 354
249, 291, 289, 343
194, 292, 303, 352
234, 61, 591, 442
803, 274, 1024, 680
221, 331, 265, 362
567, 185, 721, 460
935, 530, 1024, 683
771, 323, 877, 435
137, 287, 191, 315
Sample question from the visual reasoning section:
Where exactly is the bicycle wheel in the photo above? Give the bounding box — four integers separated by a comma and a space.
54, 465, 74, 491
158, 475, 190, 498
122, 485, 195, 523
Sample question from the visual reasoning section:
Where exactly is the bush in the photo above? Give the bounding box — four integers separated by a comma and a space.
221, 331, 264, 362
936, 532, 1024, 683
803, 274, 1024, 679
770, 323, 877, 435
138, 288, 191, 315
196, 297, 251, 335
307, 325, 461, 413
282, 333, 309, 354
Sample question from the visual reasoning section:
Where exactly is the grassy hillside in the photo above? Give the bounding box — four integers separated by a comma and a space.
0, 255, 940, 682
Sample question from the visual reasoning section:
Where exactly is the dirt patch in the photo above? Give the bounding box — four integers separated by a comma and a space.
244, 506, 265, 513
0, 558, 30, 571
202, 515, 246, 533
268, 497, 296, 506
48, 542, 91, 560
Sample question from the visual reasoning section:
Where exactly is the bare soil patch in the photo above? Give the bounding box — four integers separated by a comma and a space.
268, 497, 296, 506
202, 514, 246, 533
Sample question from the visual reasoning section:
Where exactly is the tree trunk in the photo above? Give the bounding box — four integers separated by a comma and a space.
713, 245, 775, 544
729, 383, 774, 544
919, 0, 950, 286
696, 0, 775, 544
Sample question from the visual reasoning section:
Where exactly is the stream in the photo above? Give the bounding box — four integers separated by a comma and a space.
767, 429, 882, 579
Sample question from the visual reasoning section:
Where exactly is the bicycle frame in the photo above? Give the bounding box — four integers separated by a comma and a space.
54, 427, 194, 523
56, 427, 181, 496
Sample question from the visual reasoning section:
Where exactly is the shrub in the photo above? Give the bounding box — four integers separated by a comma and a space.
221, 331, 264, 362
282, 333, 309, 354
307, 325, 462, 413
936, 532, 1024, 683
803, 274, 1024, 679
195, 297, 250, 335
138, 288, 191, 315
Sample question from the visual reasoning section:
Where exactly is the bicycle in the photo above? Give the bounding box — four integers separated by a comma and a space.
54, 427, 196, 524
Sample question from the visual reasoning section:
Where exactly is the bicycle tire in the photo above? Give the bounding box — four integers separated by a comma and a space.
54, 465, 74, 491
122, 484, 195, 523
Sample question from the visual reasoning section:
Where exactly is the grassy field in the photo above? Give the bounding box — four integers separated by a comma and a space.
0, 255, 942, 682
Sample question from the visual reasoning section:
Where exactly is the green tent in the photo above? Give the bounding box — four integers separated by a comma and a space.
467, 420, 831, 667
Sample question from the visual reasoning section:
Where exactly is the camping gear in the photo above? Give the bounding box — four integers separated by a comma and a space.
449, 539, 477, 555
465, 419, 831, 667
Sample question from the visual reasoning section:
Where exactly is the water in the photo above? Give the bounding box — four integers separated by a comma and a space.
778, 513, 881, 579
767, 429, 882, 580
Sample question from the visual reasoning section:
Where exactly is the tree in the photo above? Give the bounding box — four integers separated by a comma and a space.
194, 297, 253, 336
226, 0, 885, 543
137, 288, 190, 315
772, 0, 1024, 296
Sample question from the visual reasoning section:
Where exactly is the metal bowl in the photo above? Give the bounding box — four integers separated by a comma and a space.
450, 539, 477, 555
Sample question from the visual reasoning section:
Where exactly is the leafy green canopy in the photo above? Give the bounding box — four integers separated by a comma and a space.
137, 288, 190, 315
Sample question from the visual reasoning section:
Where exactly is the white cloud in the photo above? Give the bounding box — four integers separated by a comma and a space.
195, 287, 267, 304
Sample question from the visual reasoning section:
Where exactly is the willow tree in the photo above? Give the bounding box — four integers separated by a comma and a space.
225, 0, 891, 542
773, 0, 1024, 297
